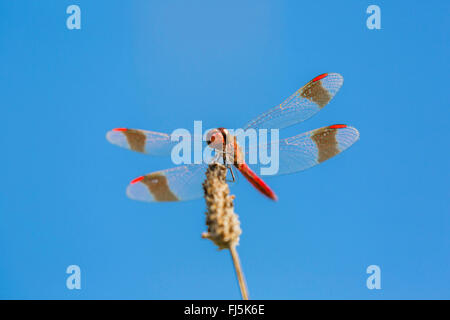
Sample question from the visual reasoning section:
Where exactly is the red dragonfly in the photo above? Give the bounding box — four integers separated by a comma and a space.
106, 73, 359, 202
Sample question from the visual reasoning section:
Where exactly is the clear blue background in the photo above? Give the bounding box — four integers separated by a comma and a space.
1, 1, 448, 299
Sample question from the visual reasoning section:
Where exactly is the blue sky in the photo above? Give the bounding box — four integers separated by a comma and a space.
0, 1, 449, 299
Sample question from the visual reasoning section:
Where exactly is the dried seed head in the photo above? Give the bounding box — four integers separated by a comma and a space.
202, 164, 241, 250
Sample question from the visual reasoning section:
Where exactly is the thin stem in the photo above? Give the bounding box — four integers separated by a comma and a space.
229, 245, 249, 300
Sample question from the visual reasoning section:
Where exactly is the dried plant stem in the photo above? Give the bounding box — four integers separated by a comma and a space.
229, 245, 249, 300
202, 163, 249, 300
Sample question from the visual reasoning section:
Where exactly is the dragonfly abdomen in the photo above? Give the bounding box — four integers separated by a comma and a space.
237, 163, 278, 201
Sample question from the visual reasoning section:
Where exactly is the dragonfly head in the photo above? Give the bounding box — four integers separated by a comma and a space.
206, 128, 228, 149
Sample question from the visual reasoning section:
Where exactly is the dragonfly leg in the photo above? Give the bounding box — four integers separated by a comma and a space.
226, 165, 236, 183
211, 150, 235, 183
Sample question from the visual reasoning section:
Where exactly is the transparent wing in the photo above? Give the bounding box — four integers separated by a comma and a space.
244, 73, 344, 130
106, 128, 203, 156
126, 164, 209, 202
245, 124, 359, 176
106, 128, 175, 155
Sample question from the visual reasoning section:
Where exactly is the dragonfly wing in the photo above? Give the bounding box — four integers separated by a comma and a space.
126, 164, 209, 202
106, 128, 202, 156
106, 128, 175, 155
244, 73, 344, 130
246, 124, 359, 176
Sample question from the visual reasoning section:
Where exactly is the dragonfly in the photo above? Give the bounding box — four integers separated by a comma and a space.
106, 73, 359, 202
